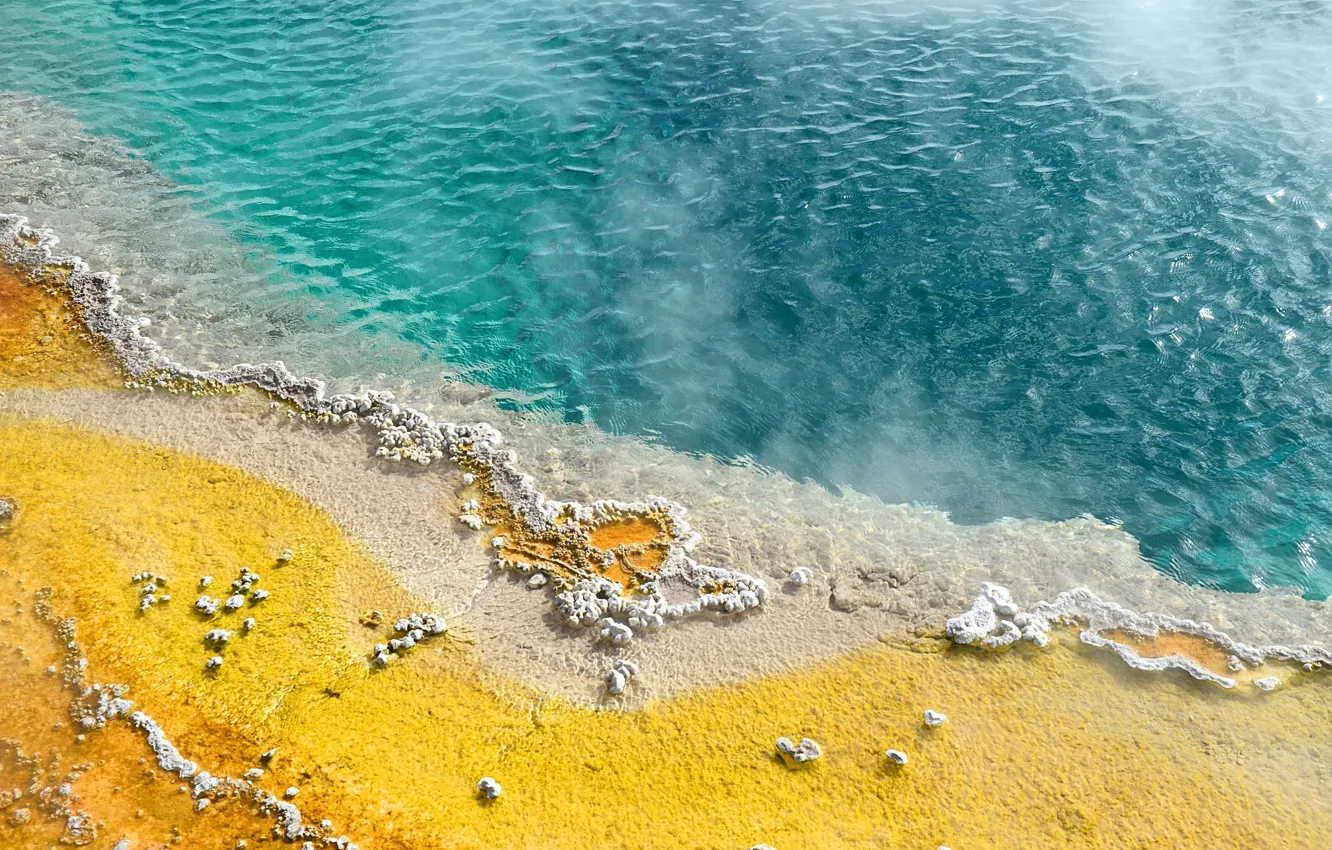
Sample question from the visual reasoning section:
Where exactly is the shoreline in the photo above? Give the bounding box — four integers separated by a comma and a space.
4, 210, 1332, 701
4, 213, 1332, 848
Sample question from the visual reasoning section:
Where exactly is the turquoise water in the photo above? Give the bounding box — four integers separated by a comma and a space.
4, 0, 1332, 596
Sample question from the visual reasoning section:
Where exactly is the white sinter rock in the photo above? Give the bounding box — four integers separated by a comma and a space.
776, 737, 822, 763
604, 658, 640, 695
787, 566, 814, 586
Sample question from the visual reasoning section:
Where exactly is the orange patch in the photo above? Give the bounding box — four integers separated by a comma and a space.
0, 576, 277, 850
0, 262, 122, 390
588, 517, 670, 583
482, 513, 670, 592
1100, 629, 1236, 678
587, 517, 665, 552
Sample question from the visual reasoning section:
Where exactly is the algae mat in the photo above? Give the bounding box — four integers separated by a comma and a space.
1, 414, 1331, 849
0, 262, 121, 391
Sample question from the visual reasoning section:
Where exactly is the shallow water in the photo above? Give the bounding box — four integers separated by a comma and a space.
4, 0, 1332, 595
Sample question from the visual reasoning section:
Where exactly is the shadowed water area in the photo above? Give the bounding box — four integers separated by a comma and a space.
3, 0, 1332, 596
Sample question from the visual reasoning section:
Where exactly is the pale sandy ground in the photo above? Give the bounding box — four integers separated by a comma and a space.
2, 386, 1330, 707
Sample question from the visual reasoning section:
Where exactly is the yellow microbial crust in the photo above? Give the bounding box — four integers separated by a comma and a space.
3, 416, 1332, 849
0, 575, 280, 848
0, 263, 122, 390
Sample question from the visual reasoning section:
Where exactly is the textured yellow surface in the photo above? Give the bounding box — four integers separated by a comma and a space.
0, 263, 122, 390
0, 571, 278, 849
3, 415, 1332, 849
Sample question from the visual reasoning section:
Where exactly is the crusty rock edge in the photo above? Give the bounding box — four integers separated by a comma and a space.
0, 213, 768, 653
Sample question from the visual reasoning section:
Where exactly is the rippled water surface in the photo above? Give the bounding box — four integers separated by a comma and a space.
4, 0, 1332, 595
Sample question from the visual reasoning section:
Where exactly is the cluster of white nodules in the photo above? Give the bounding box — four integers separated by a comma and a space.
787, 566, 813, 586
79, 683, 135, 731
477, 777, 502, 800
923, 710, 947, 728
371, 612, 446, 666
326, 391, 450, 466
194, 567, 272, 668
455, 499, 483, 530
197, 568, 269, 621
598, 618, 633, 645
131, 571, 172, 610
554, 573, 766, 648
946, 582, 1051, 648
776, 737, 822, 764
604, 659, 639, 695
945, 582, 1332, 689
227, 566, 270, 607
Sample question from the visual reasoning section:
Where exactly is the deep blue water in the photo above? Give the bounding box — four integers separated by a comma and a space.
5, 0, 1332, 595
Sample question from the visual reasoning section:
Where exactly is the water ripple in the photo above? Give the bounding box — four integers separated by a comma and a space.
4, 0, 1332, 595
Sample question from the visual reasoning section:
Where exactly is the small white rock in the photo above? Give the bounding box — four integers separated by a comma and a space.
886, 749, 908, 765
224, 594, 245, 611
200, 576, 213, 587
205, 656, 224, 670
462, 473, 476, 485
477, 777, 501, 799
923, 709, 948, 728
285, 786, 299, 798
527, 573, 548, 589
776, 737, 822, 763
1254, 676, 1281, 691
243, 618, 256, 631
787, 566, 814, 586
